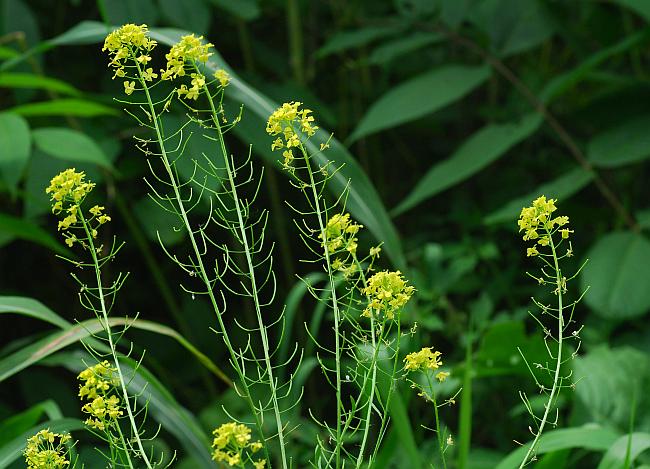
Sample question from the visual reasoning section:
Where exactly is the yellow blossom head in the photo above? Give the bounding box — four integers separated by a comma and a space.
23, 429, 71, 469
362, 270, 415, 320
266, 101, 318, 168
78, 361, 122, 430
518, 195, 571, 256
214, 69, 230, 87
320, 213, 363, 256
404, 347, 443, 372
161, 34, 213, 81
102, 24, 157, 90
211, 422, 264, 466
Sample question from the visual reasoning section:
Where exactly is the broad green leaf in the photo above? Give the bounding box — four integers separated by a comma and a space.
103, 0, 158, 26
159, 0, 210, 33
0, 296, 71, 328
32, 127, 113, 169
48, 20, 109, 46
573, 346, 650, 429
638, 208, 650, 230
149, 28, 406, 268
0, 72, 80, 95
208, 0, 260, 21
369, 32, 441, 65
598, 432, 650, 469
484, 168, 594, 224
0, 400, 63, 446
0, 213, 68, 255
0, 316, 230, 386
612, 0, 650, 22
349, 65, 490, 142
0, 418, 84, 468
10, 99, 117, 117
392, 113, 542, 215
587, 115, 650, 167
496, 426, 621, 469
0, 45, 19, 59
0, 112, 30, 191
471, 0, 554, 57
316, 24, 403, 58
581, 231, 650, 319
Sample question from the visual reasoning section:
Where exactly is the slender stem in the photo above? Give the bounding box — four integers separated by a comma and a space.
133, 61, 271, 464
518, 230, 564, 468
79, 210, 151, 469
202, 75, 289, 469
287, 0, 304, 84
298, 141, 343, 468
426, 373, 447, 469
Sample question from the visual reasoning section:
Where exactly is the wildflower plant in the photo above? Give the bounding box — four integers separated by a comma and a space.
104, 25, 295, 468
46, 168, 156, 468
516, 196, 587, 467
23, 429, 74, 468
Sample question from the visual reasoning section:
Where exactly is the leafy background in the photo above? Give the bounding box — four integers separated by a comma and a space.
1, 0, 650, 467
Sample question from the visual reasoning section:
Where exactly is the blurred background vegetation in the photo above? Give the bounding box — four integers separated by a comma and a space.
1, 0, 650, 467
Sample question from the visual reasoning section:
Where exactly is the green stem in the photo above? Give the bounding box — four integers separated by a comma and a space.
298, 141, 343, 468
79, 210, 151, 469
287, 0, 304, 84
457, 331, 473, 469
133, 61, 271, 465
201, 74, 289, 469
426, 373, 447, 469
518, 231, 564, 468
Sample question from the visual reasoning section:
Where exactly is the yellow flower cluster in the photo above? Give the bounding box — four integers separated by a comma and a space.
78, 361, 122, 431
102, 24, 158, 91
211, 422, 265, 467
46, 169, 109, 247
162, 34, 212, 79
24, 429, 71, 469
266, 101, 318, 168
518, 196, 572, 257
214, 69, 230, 87
404, 347, 443, 372
362, 270, 415, 320
321, 213, 362, 256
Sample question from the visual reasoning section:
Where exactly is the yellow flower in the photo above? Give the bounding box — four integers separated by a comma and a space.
103, 24, 157, 77
142, 68, 158, 81
254, 460, 267, 469
370, 246, 381, 257
211, 421, 263, 466
518, 195, 572, 253
266, 102, 319, 163
404, 347, 443, 372
362, 270, 415, 320
527, 246, 539, 257
320, 213, 363, 256
162, 34, 213, 81
214, 68, 230, 87
124, 80, 136, 95
24, 429, 71, 469
436, 371, 450, 382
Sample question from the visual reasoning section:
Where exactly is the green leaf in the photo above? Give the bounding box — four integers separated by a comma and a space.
0, 112, 30, 191
159, 0, 210, 34
48, 20, 109, 46
369, 32, 441, 65
587, 115, 650, 167
0, 296, 71, 329
349, 65, 490, 142
612, 0, 650, 22
392, 113, 542, 215
10, 98, 117, 117
471, 0, 554, 57
32, 127, 113, 169
316, 24, 403, 58
573, 346, 650, 429
484, 168, 594, 224
598, 432, 650, 469
0, 316, 231, 386
0, 400, 63, 446
208, 0, 260, 21
103, 0, 158, 26
581, 231, 650, 319
0, 418, 85, 468
0, 72, 81, 95
496, 426, 621, 469
0, 213, 68, 255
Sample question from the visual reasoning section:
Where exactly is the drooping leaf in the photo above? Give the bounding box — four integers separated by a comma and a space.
159, 0, 210, 34
369, 32, 441, 65
0, 72, 81, 95
316, 24, 403, 58
0, 296, 71, 328
32, 127, 113, 169
0, 112, 30, 191
48, 20, 109, 46
10, 98, 118, 117
349, 65, 490, 142
598, 432, 650, 469
484, 168, 594, 224
587, 115, 650, 167
496, 426, 620, 469
0, 213, 68, 255
612, 0, 650, 22
0, 400, 63, 446
573, 346, 650, 430
581, 231, 650, 319
392, 113, 542, 215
